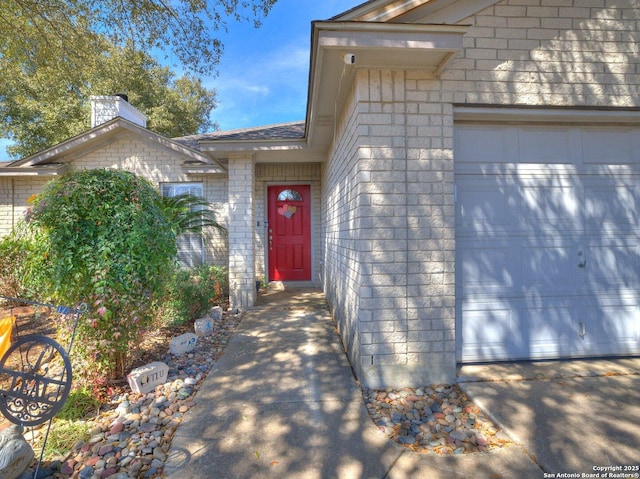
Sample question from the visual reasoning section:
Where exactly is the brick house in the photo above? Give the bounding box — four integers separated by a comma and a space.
1, 0, 639, 388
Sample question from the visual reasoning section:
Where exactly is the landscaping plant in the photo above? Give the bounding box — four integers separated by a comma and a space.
0, 233, 29, 299
24, 169, 177, 384
156, 264, 228, 327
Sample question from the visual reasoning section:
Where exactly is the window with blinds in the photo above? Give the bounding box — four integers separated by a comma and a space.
161, 183, 205, 268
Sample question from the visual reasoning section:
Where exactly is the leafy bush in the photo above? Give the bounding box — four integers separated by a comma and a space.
0, 233, 26, 299
0, 227, 42, 299
24, 169, 177, 382
156, 264, 228, 326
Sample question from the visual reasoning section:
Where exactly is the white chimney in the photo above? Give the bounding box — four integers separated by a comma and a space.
90, 94, 147, 128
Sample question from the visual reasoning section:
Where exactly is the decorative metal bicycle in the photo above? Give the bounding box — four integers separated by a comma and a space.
0, 296, 86, 479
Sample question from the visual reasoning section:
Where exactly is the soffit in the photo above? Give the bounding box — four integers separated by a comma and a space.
306, 21, 467, 150
334, 0, 499, 23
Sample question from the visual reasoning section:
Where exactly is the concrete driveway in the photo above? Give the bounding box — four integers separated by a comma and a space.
459, 358, 640, 477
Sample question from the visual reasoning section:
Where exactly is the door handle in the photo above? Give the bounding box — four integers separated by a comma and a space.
269, 235, 273, 250
577, 250, 586, 268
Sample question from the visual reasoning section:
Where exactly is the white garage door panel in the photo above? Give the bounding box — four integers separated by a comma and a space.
456, 123, 640, 362
457, 183, 517, 234
585, 302, 639, 350
521, 244, 577, 291
586, 241, 640, 292
518, 128, 573, 164
460, 305, 518, 360
583, 182, 638, 231
460, 298, 580, 361
581, 128, 640, 165
457, 243, 514, 294
455, 126, 509, 163
520, 182, 579, 228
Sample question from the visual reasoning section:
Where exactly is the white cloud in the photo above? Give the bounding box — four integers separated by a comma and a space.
204, 1, 356, 131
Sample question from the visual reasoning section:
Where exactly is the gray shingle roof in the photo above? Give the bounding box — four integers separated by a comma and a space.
173, 121, 306, 151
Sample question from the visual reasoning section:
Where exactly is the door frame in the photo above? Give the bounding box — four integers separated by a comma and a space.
264, 182, 314, 283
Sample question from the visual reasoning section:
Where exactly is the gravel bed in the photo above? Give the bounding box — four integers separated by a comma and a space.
363, 385, 513, 454
13, 308, 513, 479
18, 310, 242, 479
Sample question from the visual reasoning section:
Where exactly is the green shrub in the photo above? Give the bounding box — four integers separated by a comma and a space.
24, 169, 177, 381
157, 264, 228, 326
0, 233, 27, 299
0, 226, 44, 299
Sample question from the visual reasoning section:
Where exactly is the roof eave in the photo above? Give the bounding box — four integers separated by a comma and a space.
0, 164, 70, 177
197, 138, 318, 163
6, 118, 225, 172
332, 0, 432, 22
305, 21, 468, 150
198, 138, 307, 152
333, 0, 501, 24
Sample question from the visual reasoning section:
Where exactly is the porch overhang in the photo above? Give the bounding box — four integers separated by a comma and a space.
191, 20, 468, 162
306, 22, 468, 150
197, 138, 320, 163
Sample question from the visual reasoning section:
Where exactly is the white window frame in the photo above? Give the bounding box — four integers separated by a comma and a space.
161, 182, 205, 268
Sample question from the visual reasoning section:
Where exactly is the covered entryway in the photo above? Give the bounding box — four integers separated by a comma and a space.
267, 185, 312, 281
455, 120, 640, 362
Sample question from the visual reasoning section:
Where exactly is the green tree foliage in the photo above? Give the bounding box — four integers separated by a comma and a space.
0, 0, 278, 158
0, 0, 277, 76
24, 169, 177, 381
0, 37, 218, 158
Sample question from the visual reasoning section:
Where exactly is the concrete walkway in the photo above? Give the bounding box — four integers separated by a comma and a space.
459, 358, 640, 477
164, 288, 541, 479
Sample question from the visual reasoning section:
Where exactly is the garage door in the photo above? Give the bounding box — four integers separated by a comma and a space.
455, 123, 640, 362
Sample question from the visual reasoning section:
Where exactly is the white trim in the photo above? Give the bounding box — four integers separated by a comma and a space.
333, 0, 427, 22
6, 118, 224, 173
0, 164, 69, 177
454, 106, 640, 125
333, 0, 501, 25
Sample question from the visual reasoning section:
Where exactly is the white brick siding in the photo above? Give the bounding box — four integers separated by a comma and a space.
0, 177, 50, 237
322, 78, 363, 372
0, 178, 14, 237
323, 0, 640, 388
228, 156, 256, 310
445, 0, 640, 108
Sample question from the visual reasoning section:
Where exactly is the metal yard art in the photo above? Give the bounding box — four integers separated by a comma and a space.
0, 295, 86, 479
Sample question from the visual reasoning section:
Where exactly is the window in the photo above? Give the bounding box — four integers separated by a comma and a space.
162, 183, 205, 268
277, 189, 303, 201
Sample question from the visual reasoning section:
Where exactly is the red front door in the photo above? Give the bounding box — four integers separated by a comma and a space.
268, 185, 311, 281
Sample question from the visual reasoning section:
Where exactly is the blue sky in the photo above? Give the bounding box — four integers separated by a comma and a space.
0, 0, 357, 160
212, 0, 356, 131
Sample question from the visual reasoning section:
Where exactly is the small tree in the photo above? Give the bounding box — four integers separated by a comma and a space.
25, 169, 177, 383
